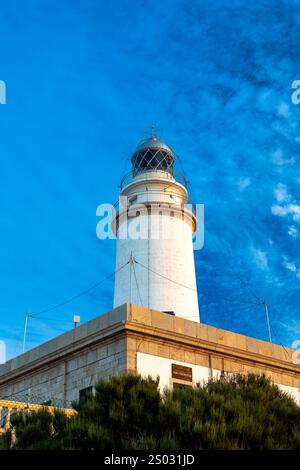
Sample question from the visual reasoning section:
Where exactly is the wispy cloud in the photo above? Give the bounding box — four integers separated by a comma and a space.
272, 203, 300, 221
282, 257, 300, 278
274, 183, 291, 203
0, 0, 299, 354
238, 177, 251, 191
272, 149, 295, 166
252, 248, 268, 271
288, 225, 298, 238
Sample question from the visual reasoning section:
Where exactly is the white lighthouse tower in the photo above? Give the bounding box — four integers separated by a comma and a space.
113, 134, 199, 322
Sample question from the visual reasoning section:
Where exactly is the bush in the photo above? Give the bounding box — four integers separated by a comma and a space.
1, 373, 299, 450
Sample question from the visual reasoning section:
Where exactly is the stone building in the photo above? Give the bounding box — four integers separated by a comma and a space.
0, 304, 299, 407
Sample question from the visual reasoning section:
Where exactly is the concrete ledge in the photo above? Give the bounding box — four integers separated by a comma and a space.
0, 304, 299, 394
0, 305, 127, 383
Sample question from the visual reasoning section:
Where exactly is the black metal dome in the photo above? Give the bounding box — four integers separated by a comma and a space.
131, 137, 175, 177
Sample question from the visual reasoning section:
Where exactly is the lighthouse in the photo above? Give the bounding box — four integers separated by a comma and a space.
113, 135, 199, 322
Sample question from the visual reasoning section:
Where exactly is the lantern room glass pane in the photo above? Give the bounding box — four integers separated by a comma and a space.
133, 149, 174, 176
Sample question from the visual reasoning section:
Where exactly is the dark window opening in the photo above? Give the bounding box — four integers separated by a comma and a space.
79, 386, 93, 403
41, 400, 52, 406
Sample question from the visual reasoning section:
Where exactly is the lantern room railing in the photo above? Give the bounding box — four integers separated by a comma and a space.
118, 169, 188, 191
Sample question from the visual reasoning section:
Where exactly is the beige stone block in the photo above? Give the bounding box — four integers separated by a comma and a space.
137, 340, 149, 354
292, 375, 300, 388
184, 350, 196, 364
196, 324, 208, 341
174, 316, 185, 334
184, 319, 197, 337
224, 331, 241, 349
216, 330, 226, 345
207, 326, 218, 343
270, 371, 280, 384
256, 366, 266, 376
234, 362, 246, 375
195, 353, 209, 367
282, 374, 293, 387
148, 342, 159, 356
286, 349, 294, 363
246, 338, 259, 354
233, 362, 245, 374
169, 347, 185, 362
157, 343, 170, 359
151, 310, 174, 331
127, 352, 136, 372
127, 335, 137, 348
131, 305, 152, 325
258, 341, 274, 358
235, 334, 247, 351
224, 360, 233, 373
244, 364, 255, 375
211, 356, 222, 370
272, 345, 285, 361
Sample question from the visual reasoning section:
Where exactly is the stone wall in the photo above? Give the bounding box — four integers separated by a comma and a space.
0, 304, 299, 407
0, 306, 128, 406
126, 305, 300, 403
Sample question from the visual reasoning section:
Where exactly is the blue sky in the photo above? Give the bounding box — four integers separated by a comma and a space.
0, 0, 299, 359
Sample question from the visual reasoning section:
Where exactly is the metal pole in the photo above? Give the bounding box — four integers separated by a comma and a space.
22, 312, 29, 353
129, 252, 133, 305
261, 300, 272, 343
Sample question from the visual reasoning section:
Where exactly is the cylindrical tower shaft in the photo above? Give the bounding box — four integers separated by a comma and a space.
113, 136, 199, 322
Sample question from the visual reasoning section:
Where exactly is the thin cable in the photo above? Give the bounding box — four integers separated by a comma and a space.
136, 259, 197, 292
199, 292, 258, 306
32, 262, 129, 317
30, 316, 73, 325
200, 302, 257, 318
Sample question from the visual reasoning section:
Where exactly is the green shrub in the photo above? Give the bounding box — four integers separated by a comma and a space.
2, 373, 299, 450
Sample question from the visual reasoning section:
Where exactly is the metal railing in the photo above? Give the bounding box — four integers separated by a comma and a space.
119, 169, 188, 190
0, 399, 76, 433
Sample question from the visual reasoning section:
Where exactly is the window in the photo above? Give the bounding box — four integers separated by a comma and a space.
132, 149, 174, 176
79, 386, 93, 403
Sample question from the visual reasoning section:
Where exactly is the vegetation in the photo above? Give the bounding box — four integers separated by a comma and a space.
1, 373, 299, 450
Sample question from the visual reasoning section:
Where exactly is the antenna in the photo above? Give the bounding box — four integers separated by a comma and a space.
260, 300, 272, 343
22, 312, 32, 353
149, 123, 158, 139
129, 252, 134, 304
